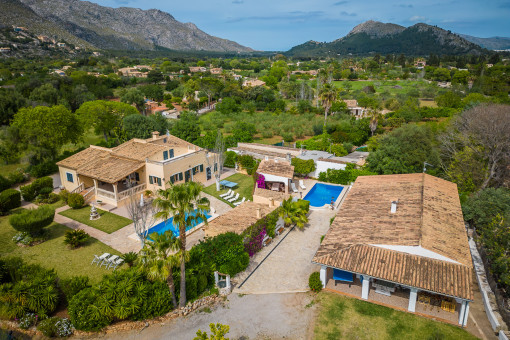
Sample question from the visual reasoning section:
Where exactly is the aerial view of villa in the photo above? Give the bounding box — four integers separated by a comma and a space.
0, 0, 509, 339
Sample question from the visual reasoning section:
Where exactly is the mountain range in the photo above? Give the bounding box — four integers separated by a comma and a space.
1, 0, 253, 52
459, 34, 510, 51
286, 21, 487, 57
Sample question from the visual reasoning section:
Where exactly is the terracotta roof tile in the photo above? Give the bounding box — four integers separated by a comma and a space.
257, 159, 294, 179
78, 156, 144, 183
56, 147, 111, 170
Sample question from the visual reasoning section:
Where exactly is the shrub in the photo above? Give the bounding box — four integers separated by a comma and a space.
20, 184, 37, 202
282, 132, 294, 142
67, 193, 85, 209
237, 155, 257, 175
0, 258, 59, 319
198, 274, 208, 293
186, 275, 198, 300
7, 170, 27, 186
19, 177, 53, 202
68, 269, 172, 331
309, 272, 322, 292
18, 313, 38, 329
121, 252, 138, 267
9, 206, 55, 236
291, 158, 316, 176
37, 317, 74, 337
318, 164, 376, 185
0, 189, 21, 214
59, 276, 91, 306
0, 175, 10, 192
223, 151, 237, 168
37, 187, 53, 199
59, 189, 70, 204
63, 229, 89, 249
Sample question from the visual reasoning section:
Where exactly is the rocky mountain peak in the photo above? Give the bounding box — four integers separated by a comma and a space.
347, 20, 405, 38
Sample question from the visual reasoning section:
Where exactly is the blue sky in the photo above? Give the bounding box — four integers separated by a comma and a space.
88, 0, 510, 51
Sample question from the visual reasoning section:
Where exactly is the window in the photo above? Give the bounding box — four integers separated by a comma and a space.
149, 176, 154, 184
163, 138, 167, 143
157, 177, 162, 186
66, 172, 74, 183
199, 164, 204, 172
169, 149, 174, 158
163, 151, 168, 160
170, 172, 182, 184
135, 172, 140, 181
193, 166, 200, 175
149, 176, 162, 186
178, 172, 183, 181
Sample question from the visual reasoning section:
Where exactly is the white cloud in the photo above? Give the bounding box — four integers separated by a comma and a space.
409, 15, 428, 22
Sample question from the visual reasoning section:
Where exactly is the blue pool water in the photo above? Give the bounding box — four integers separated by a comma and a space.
148, 210, 211, 238
303, 183, 344, 207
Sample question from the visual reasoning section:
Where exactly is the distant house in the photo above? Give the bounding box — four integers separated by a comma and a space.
343, 99, 367, 119
92, 51, 101, 57
314, 173, 473, 326
189, 66, 207, 73
118, 67, 148, 78
0, 47, 11, 53
57, 42, 66, 48
232, 74, 242, 81
210, 67, 222, 75
145, 100, 169, 115
12, 26, 26, 32
37, 35, 52, 43
414, 59, 426, 69
54, 70, 66, 76
242, 79, 266, 87
57, 132, 217, 208
291, 70, 318, 76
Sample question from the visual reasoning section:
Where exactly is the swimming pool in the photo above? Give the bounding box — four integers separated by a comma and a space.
303, 183, 344, 207
148, 209, 211, 238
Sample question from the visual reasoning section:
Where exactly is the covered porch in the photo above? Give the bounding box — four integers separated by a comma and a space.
320, 266, 471, 327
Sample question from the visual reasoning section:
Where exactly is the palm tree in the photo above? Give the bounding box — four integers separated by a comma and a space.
319, 83, 338, 126
153, 181, 210, 308
138, 230, 180, 307
367, 105, 381, 136
278, 198, 309, 230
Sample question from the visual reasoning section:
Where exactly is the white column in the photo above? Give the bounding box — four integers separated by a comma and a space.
226, 275, 231, 289
361, 275, 370, 300
320, 266, 327, 288
214, 271, 219, 284
458, 301, 466, 325
93, 179, 98, 197
408, 288, 418, 312
113, 183, 118, 201
462, 302, 470, 327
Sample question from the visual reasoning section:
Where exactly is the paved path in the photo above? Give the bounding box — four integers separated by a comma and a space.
91, 292, 317, 340
234, 209, 336, 294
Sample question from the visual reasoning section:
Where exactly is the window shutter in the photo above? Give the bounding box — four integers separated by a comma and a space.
149, 176, 153, 184
163, 151, 168, 160
170, 176, 175, 184
179, 172, 183, 181
157, 177, 162, 186
199, 164, 204, 172
66, 173, 74, 183
135, 172, 140, 181
169, 149, 174, 158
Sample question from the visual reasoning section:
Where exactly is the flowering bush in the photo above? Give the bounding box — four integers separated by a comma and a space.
37, 317, 74, 337
244, 228, 266, 257
18, 313, 38, 329
256, 174, 265, 189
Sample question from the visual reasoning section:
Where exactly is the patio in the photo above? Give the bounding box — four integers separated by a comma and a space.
324, 270, 461, 325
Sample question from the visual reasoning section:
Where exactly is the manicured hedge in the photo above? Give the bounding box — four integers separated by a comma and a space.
20, 176, 53, 201
0, 175, 10, 192
67, 193, 85, 209
9, 205, 55, 236
0, 189, 21, 214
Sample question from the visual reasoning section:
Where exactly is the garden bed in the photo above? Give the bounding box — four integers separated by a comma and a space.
59, 206, 132, 234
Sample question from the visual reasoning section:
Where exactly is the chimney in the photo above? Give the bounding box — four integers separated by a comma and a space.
152, 131, 160, 140
390, 200, 398, 214
256, 207, 261, 219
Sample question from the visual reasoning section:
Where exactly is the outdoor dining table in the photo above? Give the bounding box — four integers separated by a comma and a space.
219, 180, 238, 189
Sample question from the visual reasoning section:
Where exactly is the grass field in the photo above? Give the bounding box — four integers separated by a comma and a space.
0, 209, 121, 284
332, 79, 430, 96
59, 206, 132, 234
0, 163, 28, 176
314, 292, 478, 340
202, 173, 255, 207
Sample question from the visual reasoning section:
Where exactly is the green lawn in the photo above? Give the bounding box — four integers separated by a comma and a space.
0, 210, 121, 284
332, 79, 430, 96
59, 206, 132, 234
314, 292, 478, 340
0, 163, 28, 176
202, 173, 255, 207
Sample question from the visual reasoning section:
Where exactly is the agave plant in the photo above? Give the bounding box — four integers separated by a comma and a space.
121, 252, 138, 267
63, 229, 89, 249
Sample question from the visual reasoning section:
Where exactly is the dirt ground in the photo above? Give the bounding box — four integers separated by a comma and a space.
90, 292, 317, 340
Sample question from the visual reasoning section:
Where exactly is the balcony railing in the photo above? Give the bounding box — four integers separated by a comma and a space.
96, 188, 116, 200
118, 183, 146, 201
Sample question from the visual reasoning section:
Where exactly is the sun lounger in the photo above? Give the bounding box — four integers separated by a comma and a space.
109, 258, 124, 270
233, 197, 245, 206
291, 182, 298, 193
100, 255, 119, 268
91, 253, 110, 266
227, 193, 239, 203
219, 189, 232, 198
223, 191, 235, 200
299, 180, 306, 190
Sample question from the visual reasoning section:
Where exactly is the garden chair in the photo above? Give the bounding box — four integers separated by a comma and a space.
299, 180, 306, 190
109, 258, 124, 270
291, 182, 298, 193
91, 253, 110, 266
100, 255, 118, 268
233, 197, 245, 206
223, 191, 235, 200
227, 193, 239, 203
219, 189, 232, 198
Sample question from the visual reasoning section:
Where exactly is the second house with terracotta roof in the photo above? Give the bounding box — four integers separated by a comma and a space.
57, 132, 218, 207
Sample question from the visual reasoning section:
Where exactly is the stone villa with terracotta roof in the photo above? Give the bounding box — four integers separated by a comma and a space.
57, 132, 217, 207
314, 173, 473, 326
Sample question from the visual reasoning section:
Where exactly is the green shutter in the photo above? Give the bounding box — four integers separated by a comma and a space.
157, 177, 162, 186
169, 149, 174, 158
179, 172, 183, 181
163, 151, 168, 160
199, 164, 204, 172
149, 176, 153, 184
